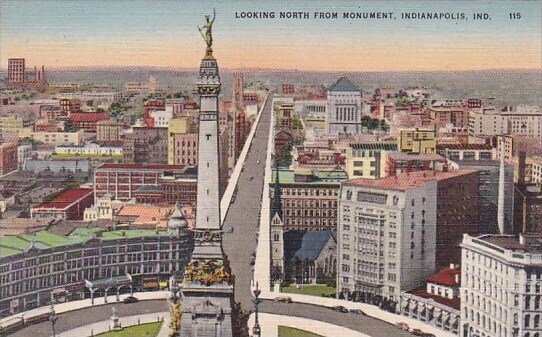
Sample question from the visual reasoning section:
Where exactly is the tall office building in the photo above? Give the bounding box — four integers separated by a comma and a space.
8, 58, 25, 84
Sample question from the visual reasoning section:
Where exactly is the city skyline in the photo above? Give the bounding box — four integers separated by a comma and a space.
1, 0, 541, 71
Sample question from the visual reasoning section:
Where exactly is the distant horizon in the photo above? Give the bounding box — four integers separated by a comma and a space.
1, 1, 541, 71
1, 65, 541, 73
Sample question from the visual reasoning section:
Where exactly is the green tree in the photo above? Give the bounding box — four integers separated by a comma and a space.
64, 119, 76, 132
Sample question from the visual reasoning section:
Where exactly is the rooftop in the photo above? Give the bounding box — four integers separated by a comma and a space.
0, 227, 167, 258
97, 163, 185, 171
293, 230, 336, 261
70, 112, 110, 123
271, 169, 348, 185
32, 187, 93, 210
408, 286, 460, 311
476, 234, 542, 254
387, 151, 445, 161
436, 143, 494, 151
427, 266, 461, 287
329, 77, 360, 93
344, 169, 477, 191
349, 142, 397, 151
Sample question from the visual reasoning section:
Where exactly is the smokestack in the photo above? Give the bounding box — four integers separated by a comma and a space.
498, 143, 506, 234
518, 151, 526, 185
41, 65, 46, 82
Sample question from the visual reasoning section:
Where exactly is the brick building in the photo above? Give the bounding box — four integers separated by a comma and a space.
94, 163, 185, 201
168, 117, 198, 166
60, 99, 81, 116
0, 142, 18, 176
70, 113, 109, 132
123, 127, 168, 164
7, 58, 25, 84
270, 169, 348, 231
96, 120, 125, 143
30, 187, 94, 220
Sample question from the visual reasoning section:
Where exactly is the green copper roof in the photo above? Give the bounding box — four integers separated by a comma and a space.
271, 169, 348, 185
0, 227, 168, 259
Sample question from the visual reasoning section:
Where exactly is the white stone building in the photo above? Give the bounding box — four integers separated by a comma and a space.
469, 106, 542, 137
460, 234, 542, 337
83, 194, 113, 221
337, 174, 437, 302
150, 108, 173, 128
326, 77, 363, 135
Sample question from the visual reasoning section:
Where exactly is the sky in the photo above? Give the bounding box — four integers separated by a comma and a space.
1, 0, 541, 71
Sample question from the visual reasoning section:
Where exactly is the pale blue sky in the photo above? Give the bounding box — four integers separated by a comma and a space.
1, 0, 541, 70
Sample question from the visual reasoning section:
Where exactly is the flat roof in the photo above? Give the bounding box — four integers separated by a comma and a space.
97, 163, 185, 171
271, 169, 348, 185
345, 169, 477, 191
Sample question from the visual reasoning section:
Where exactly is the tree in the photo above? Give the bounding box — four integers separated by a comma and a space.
64, 119, 76, 132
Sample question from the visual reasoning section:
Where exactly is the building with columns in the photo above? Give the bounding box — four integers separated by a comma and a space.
326, 77, 363, 135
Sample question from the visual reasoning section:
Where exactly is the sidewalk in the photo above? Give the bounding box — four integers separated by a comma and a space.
55, 312, 169, 337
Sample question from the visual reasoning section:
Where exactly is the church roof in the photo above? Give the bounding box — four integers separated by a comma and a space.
329, 77, 360, 93
293, 230, 336, 261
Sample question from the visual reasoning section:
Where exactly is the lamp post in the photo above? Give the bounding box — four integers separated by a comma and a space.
49, 303, 58, 337
252, 282, 261, 337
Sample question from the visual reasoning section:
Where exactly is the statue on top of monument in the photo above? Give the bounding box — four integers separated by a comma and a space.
198, 9, 216, 55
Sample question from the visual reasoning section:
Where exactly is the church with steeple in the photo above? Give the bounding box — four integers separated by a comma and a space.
270, 163, 285, 280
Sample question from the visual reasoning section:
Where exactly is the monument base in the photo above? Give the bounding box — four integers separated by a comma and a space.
179, 282, 234, 337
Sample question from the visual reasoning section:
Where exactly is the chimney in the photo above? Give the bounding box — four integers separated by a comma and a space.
498, 143, 506, 234
518, 151, 526, 185
454, 273, 459, 284
41, 65, 45, 81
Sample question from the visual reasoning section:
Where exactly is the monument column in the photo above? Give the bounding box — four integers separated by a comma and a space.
175, 11, 235, 337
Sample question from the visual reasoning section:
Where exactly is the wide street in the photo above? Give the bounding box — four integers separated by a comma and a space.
222, 93, 273, 311
260, 300, 414, 337
8, 300, 168, 337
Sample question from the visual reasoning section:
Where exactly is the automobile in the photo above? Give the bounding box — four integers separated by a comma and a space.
257, 159, 261, 164
330, 305, 349, 313
249, 176, 254, 181
395, 322, 409, 331
348, 309, 366, 315
273, 296, 292, 304
123, 296, 138, 304
421, 334, 436, 337
411, 329, 424, 336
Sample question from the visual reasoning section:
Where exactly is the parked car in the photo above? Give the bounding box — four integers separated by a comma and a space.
330, 305, 349, 313
396, 322, 409, 331
411, 329, 424, 336
123, 296, 138, 304
349, 309, 366, 315
422, 334, 436, 337
273, 296, 292, 304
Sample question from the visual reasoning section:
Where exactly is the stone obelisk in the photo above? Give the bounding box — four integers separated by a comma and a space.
177, 10, 234, 337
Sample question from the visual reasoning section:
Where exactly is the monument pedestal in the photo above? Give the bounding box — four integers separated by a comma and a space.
179, 283, 234, 337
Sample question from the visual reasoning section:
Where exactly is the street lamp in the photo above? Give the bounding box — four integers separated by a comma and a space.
252, 282, 261, 337
49, 303, 58, 337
